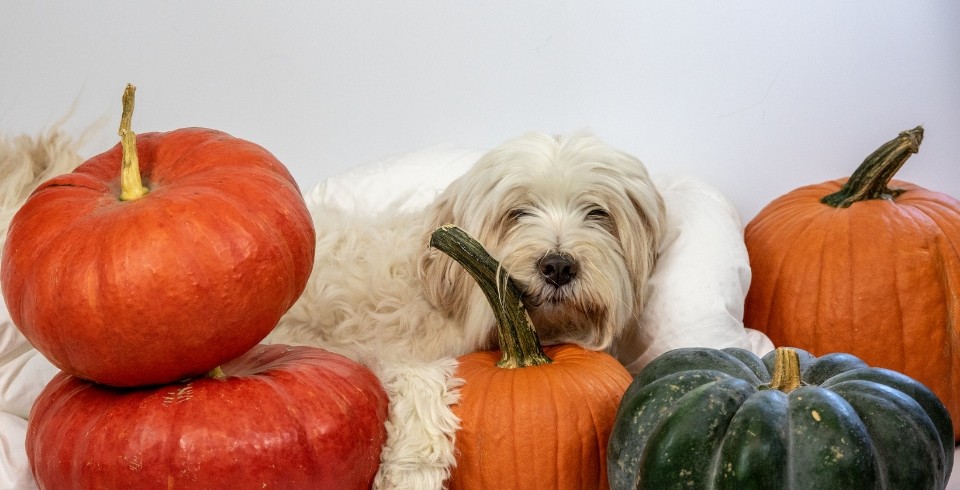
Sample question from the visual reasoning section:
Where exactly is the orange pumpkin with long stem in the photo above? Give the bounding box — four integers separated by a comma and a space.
430, 225, 632, 489
1, 85, 315, 387
743, 126, 960, 440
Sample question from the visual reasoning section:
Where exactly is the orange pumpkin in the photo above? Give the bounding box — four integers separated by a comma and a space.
1, 85, 315, 387
430, 225, 631, 489
27, 345, 388, 489
743, 126, 960, 440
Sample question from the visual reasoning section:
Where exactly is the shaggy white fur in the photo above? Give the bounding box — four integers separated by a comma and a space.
268, 209, 469, 488
269, 131, 666, 488
0, 128, 87, 244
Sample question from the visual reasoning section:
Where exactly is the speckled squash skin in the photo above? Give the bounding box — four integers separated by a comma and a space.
607, 347, 954, 490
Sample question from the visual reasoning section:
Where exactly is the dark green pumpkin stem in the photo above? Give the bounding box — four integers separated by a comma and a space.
768, 347, 802, 394
429, 224, 551, 368
821, 126, 923, 208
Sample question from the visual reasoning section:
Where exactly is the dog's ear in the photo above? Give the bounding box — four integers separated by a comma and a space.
620, 177, 667, 309
417, 194, 472, 319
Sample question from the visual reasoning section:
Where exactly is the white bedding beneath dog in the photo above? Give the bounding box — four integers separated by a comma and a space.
0, 143, 954, 489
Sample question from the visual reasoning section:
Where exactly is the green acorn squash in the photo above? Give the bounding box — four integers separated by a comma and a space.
607, 346, 954, 490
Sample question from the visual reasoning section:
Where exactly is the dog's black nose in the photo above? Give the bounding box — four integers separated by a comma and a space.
538, 253, 578, 287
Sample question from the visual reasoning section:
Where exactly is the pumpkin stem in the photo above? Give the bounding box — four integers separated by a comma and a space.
430, 224, 551, 368
820, 126, 923, 208
206, 366, 226, 380
767, 347, 802, 393
118, 83, 149, 201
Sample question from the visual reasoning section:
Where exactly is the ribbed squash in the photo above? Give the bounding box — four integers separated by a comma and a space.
607, 346, 954, 490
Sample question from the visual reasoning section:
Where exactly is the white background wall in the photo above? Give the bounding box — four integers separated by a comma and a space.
2, 1, 958, 222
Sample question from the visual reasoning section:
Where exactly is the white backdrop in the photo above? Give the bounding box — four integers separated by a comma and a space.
1, 1, 958, 221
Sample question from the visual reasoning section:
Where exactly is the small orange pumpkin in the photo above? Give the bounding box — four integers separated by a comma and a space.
743, 126, 960, 441
430, 225, 631, 489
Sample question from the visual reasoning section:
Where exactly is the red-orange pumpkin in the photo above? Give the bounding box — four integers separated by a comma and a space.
430, 225, 632, 489
27, 344, 389, 490
743, 126, 960, 440
1, 85, 315, 387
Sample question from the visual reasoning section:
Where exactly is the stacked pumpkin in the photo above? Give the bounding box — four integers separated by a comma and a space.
0, 85, 388, 489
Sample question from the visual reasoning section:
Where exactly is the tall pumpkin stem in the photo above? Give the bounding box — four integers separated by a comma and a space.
821, 126, 923, 208
430, 225, 551, 368
768, 347, 802, 393
118, 83, 149, 201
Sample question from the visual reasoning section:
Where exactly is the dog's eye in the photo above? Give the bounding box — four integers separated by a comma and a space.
586, 207, 616, 234
586, 208, 610, 220
510, 208, 532, 220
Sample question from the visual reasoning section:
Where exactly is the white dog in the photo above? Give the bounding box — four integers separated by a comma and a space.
269, 131, 666, 489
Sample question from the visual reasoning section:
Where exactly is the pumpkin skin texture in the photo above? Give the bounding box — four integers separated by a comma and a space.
27, 344, 388, 490
607, 347, 954, 490
742, 126, 960, 440
450, 344, 632, 489
1, 127, 315, 387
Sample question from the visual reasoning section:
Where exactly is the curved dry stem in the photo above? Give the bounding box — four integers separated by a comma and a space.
430, 224, 551, 368
821, 126, 923, 208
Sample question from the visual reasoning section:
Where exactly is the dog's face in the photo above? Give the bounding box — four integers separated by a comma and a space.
419, 132, 665, 353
